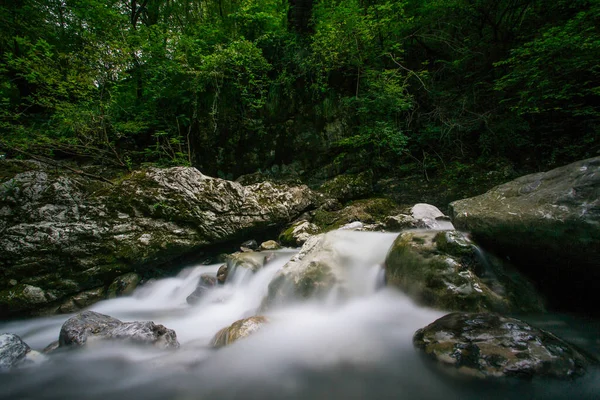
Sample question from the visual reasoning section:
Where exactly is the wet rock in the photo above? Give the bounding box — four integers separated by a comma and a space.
186, 274, 218, 305
263, 234, 339, 309
107, 273, 141, 299
210, 316, 269, 348
0, 333, 30, 371
411, 203, 455, 230
59, 311, 179, 349
0, 163, 317, 318
279, 220, 320, 247
226, 252, 267, 276
216, 265, 228, 284
449, 157, 600, 314
385, 230, 544, 313
259, 240, 281, 251
413, 312, 596, 379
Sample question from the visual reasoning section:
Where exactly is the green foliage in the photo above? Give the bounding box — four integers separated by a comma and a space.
0, 0, 598, 178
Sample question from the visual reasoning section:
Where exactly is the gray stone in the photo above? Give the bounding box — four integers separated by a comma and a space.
414, 312, 596, 379
0, 333, 30, 371
411, 203, 455, 230
58, 311, 179, 349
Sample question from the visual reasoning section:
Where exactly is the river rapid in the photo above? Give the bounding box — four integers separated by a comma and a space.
1, 231, 598, 400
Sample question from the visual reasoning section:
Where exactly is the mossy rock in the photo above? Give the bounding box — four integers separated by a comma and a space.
385, 231, 545, 313
319, 171, 374, 202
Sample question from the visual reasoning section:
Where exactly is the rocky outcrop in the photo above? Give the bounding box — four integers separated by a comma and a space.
0, 333, 44, 371
385, 230, 544, 313
210, 316, 269, 348
414, 312, 596, 379
0, 162, 317, 317
58, 311, 179, 349
449, 157, 600, 314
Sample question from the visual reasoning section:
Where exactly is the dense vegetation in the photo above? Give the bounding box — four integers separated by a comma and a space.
1, 0, 599, 182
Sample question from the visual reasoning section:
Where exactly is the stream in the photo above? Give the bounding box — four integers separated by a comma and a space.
1, 231, 599, 400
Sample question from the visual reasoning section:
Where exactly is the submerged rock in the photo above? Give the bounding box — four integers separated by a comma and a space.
210, 316, 269, 348
449, 157, 600, 313
186, 274, 218, 305
414, 312, 595, 380
59, 311, 179, 349
226, 251, 268, 276
385, 230, 544, 313
0, 163, 316, 318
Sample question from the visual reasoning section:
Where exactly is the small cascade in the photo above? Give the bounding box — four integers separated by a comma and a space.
0, 232, 598, 400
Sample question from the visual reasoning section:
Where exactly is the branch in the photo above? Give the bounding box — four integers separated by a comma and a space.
388, 53, 430, 92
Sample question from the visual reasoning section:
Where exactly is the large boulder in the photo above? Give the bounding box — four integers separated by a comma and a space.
414, 312, 596, 380
0, 333, 44, 371
0, 162, 316, 317
58, 311, 179, 349
449, 157, 600, 314
385, 230, 545, 313
210, 316, 269, 348
279, 220, 321, 247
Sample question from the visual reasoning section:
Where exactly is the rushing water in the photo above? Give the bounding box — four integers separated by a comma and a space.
1, 231, 599, 400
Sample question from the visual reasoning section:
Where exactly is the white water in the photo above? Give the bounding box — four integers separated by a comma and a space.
1, 231, 599, 400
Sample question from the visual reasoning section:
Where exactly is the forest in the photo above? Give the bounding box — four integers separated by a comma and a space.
1, 0, 599, 183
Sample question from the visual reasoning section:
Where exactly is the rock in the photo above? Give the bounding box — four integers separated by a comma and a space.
411, 203, 455, 230
385, 230, 544, 313
186, 274, 217, 305
449, 157, 600, 314
259, 240, 281, 251
319, 171, 373, 202
0, 333, 30, 371
262, 233, 339, 309
311, 198, 400, 232
57, 287, 106, 314
413, 312, 596, 379
210, 316, 269, 348
240, 239, 258, 251
0, 163, 317, 318
279, 220, 320, 247
384, 214, 418, 231
107, 273, 141, 299
58, 311, 179, 349
216, 265, 228, 284
226, 251, 267, 275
